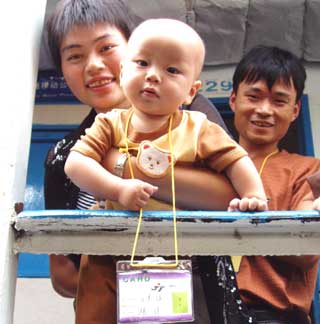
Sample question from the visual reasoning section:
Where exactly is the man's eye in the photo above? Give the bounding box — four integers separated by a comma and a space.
167, 67, 180, 74
247, 94, 258, 100
274, 99, 288, 106
136, 60, 148, 67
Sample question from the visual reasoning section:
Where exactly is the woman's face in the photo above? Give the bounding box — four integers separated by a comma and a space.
60, 22, 129, 112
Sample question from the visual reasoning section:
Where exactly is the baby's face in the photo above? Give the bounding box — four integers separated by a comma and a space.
120, 22, 202, 117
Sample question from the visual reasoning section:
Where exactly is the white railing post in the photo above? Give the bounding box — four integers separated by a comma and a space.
0, 1, 46, 323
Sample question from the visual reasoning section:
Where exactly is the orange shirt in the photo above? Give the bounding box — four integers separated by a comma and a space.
237, 150, 320, 321
72, 108, 246, 173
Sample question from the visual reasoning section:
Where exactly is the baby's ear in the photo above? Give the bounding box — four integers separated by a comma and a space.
184, 80, 202, 105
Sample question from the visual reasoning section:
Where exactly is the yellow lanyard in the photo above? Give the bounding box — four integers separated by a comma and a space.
232, 148, 279, 272
258, 149, 279, 176
124, 110, 178, 268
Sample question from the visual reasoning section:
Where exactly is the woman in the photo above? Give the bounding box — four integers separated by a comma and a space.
45, 0, 241, 323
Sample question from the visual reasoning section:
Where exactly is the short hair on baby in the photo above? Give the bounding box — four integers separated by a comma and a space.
127, 18, 206, 79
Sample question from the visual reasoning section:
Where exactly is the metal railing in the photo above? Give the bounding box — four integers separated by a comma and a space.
13, 209, 320, 256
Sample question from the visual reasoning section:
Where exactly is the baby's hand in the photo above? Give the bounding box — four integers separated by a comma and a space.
313, 197, 320, 211
228, 197, 268, 212
118, 179, 158, 211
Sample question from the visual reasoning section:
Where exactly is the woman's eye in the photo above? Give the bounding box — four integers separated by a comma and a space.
66, 54, 82, 62
167, 67, 180, 74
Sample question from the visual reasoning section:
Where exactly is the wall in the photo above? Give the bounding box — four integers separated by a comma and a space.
33, 103, 90, 125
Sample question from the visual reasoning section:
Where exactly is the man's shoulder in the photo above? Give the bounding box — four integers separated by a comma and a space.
279, 150, 320, 164
277, 150, 320, 172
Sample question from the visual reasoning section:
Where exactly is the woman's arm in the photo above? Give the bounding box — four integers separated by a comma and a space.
102, 149, 237, 210
50, 255, 79, 298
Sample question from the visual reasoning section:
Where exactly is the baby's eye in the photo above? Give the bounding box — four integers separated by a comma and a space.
156, 161, 160, 165
136, 60, 148, 67
148, 156, 152, 161
167, 66, 180, 74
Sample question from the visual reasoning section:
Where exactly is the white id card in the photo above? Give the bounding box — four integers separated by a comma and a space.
117, 259, 193, 323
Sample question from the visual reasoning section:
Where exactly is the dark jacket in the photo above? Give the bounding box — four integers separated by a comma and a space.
44, 109, 96, 210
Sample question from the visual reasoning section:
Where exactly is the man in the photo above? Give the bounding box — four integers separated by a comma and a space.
229, 45, 320, 324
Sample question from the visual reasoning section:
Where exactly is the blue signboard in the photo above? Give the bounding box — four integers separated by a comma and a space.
35, 70, 80, 104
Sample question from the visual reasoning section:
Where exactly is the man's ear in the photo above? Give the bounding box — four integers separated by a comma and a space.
291, 99, 301, 122
229, 90, 236, 112
183, 80, 202, 105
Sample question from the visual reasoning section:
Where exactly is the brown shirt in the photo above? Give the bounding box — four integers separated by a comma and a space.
237, 150, 320, 320
72, 108, 247, 173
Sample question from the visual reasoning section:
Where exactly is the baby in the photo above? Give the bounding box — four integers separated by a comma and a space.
64, 18, 268, 324
65, 18, 267, 212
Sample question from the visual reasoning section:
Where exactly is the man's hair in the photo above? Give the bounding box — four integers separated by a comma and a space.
232, 45, 306, 102
46, 0, 135, 72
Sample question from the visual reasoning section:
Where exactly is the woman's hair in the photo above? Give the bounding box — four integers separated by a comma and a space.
46, 0, 136, 72
232, 45, 306, 102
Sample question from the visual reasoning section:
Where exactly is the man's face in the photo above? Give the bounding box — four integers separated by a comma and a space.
229, 79, 300, 150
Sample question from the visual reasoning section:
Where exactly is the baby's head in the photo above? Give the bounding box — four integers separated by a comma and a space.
129, 19, 205, 78
120, 19, 205, 116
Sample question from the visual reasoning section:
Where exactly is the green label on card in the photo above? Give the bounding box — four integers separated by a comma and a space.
172, 291, 188, 314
